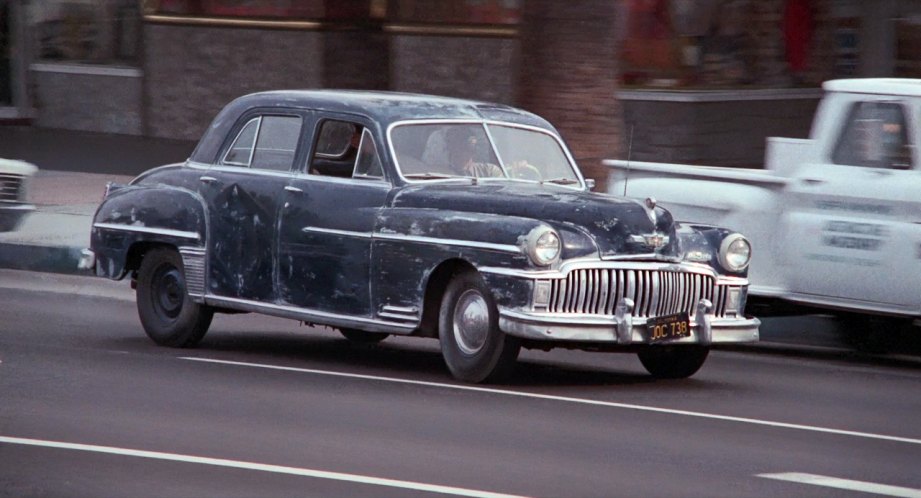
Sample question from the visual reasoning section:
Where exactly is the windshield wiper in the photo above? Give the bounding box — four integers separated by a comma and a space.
403, 172, 463, 180
542, 177, 580, 185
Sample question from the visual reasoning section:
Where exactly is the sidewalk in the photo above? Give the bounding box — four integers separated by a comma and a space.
0, 125, 189, 274
0, 170, 132, 274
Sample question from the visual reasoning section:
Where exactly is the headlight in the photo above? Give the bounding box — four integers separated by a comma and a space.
719, 233, 751, 271
526, 226, 561, 266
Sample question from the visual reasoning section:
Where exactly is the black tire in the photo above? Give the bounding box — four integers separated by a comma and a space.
637, 345, 709, 379
339, 328, 389, 344
136, 247, 213, 347
439, 271, 520, 383
835, 313, 915, 354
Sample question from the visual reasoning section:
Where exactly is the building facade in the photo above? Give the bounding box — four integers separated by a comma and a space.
2, 0, 920, 180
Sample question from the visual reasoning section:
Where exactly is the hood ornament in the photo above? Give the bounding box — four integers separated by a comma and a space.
630, 232, 670, 249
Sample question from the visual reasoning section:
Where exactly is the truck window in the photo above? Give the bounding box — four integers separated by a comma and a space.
832, 102, 912, 170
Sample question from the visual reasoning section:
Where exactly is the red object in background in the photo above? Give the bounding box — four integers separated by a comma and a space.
783, 0, 815, 73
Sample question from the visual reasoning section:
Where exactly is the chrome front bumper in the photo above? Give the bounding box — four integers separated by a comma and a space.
499, 298, 760, 345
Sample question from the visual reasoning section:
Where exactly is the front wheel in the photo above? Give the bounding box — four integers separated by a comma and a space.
136, 247, 213, 347
439, 271, 520, 383
637, 345, 709, 379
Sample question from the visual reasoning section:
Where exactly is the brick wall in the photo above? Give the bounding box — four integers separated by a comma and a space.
143, 24, 323, 140
390, 35, 515, 104
619, 91, 821, 167
516, 0, 623, 188
32, 67, 142, 135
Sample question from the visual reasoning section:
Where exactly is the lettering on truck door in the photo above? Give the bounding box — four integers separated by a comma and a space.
781, 99, 921, 311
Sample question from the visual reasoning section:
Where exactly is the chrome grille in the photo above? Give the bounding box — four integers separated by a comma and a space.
0, 174, 24, 202
549, 268, 736, 318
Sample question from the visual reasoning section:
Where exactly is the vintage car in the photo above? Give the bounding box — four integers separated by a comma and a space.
83, 90, 759, 383
0, 158, 37, 232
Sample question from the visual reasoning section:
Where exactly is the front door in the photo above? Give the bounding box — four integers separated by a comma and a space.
781, 99, 921, 312
278, 118, 390, 316
199, 112, 304, 302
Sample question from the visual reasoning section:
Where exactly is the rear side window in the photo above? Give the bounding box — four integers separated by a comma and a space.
832, 102, 912, 170
222, 115, 302, 172
252, 116, 301, 171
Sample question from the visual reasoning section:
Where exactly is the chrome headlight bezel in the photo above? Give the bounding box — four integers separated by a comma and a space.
526, 226, 561, 267
719, 233, 751, 272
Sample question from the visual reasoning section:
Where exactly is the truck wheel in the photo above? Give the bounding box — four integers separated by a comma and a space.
439, 271, 520, 383
136, 247, 213, 347
339, 328, 389, 344
637, 346, 709, 379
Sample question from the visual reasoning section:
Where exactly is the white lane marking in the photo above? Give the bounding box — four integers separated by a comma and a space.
182, 357, 921, 447
0, 436, 529, 498
758, 473, 921, 497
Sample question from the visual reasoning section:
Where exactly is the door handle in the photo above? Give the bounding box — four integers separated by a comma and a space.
199, 176, 219, 184
284, 185, 304, 194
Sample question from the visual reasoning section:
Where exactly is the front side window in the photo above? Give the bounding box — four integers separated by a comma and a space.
832, 102, 912, 170
353, 129, 384, 179
309, 119, 362, 178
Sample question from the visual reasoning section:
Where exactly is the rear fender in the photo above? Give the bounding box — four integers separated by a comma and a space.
90, 185, 208, 279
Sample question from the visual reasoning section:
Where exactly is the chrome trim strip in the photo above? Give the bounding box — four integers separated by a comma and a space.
382, 305, 419, 314
374, 231, 522, 254
0, 203, 34, 210
93, 223, 200, 240
299, 227, 522, 253
378, 311, 419, 321
204, 295, 416, 334
302, 227, 373, 239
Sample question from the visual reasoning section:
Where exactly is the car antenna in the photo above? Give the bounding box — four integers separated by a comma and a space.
623, 124, 634, 197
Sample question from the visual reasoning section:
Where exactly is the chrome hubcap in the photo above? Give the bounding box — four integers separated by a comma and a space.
453, 289, 490, 355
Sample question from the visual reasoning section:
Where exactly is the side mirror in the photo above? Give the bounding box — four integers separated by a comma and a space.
585, 178, 596, 191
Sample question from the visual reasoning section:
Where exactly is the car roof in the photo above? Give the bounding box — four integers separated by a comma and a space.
823, 78, 921, 97
191, 90, 558, 164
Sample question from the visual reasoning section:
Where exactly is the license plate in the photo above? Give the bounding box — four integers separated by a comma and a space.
647, 312, 691, 343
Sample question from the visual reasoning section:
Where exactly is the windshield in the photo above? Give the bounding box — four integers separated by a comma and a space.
390, 122, 581, 185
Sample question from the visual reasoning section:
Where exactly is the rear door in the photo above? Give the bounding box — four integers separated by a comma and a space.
781, 98, 921, 312
199, 111, 304, 302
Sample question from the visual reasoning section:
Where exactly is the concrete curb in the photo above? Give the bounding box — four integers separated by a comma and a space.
0, 242, 87, 275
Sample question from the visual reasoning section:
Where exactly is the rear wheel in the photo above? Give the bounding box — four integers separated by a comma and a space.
637, 345, 709, 379
339, 328, 388, 344
136, 247, 213, 347
438, 271, 520, 383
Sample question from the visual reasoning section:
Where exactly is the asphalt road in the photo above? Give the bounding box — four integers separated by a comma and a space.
2, 271, 920, 498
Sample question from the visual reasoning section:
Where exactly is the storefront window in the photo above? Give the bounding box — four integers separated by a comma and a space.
28, 0, 140, 65
619, 0, 848, 89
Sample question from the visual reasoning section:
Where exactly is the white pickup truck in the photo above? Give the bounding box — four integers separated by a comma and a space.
606, 78, 921, 334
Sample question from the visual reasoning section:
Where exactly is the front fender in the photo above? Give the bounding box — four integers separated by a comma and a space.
90, 184, 208, 279
372, 209, 556, 318
676, 222, 748, 278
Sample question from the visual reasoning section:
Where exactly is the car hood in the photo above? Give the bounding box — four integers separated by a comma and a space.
391, 183, 679, 258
